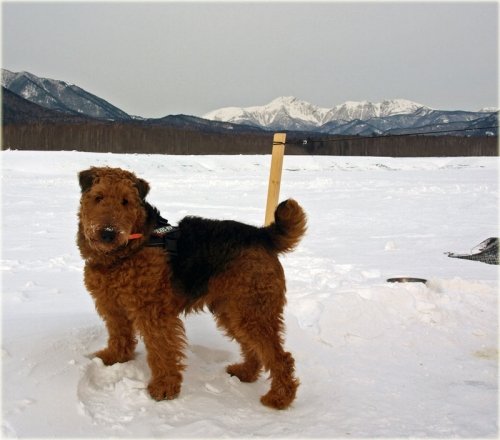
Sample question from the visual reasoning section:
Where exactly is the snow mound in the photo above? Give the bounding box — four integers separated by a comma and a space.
77, 357, 151, 425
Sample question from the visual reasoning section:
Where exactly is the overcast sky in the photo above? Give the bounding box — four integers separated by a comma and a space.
2, 1, 498, 118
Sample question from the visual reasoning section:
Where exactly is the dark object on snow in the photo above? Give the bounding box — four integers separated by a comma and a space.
446, 238, 499, 265
387, 277, 427, 284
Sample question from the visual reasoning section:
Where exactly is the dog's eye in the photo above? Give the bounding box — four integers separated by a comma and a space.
122, 198, 129, 206
95, 195, 103, 203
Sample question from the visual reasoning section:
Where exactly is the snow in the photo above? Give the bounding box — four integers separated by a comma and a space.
0, 69, 17, 88
479, 107, 498, 113
1, 150, 498, 438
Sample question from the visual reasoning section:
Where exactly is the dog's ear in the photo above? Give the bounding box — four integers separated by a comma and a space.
79, 168, 97, 193
135, 178, 150, 200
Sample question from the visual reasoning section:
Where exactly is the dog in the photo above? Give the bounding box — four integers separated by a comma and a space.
77, 166, 307, 409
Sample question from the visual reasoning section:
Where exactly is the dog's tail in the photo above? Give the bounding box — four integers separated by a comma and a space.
265, 199, 307, 253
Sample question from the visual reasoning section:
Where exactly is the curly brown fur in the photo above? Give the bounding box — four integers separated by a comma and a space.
77, 166, 307, 410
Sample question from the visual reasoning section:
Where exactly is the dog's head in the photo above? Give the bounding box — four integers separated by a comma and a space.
78, 167, 150, 253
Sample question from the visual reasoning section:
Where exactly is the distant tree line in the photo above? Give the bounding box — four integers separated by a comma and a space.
2, 122, 498, 156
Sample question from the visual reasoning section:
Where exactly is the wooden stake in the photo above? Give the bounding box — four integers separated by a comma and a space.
264, 133, 286, 226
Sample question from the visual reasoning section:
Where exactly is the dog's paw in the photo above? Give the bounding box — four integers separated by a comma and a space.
260, 390, 294, 410
148, 377, 181, 401
226, 362, 261, 383
93, 348, 134, 366
260, 377, 299, 410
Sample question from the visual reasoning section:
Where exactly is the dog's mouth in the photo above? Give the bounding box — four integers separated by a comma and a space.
86, 225, 132, 253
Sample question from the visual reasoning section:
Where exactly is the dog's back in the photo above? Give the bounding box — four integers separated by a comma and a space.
171, 199, 307, 299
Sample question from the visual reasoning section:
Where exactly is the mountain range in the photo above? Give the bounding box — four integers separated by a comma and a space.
2, 69, 497, 137
203, 96, 497, 136
204, 97, 427, 129
2, 69, 130, 121
1, 69, 263, 135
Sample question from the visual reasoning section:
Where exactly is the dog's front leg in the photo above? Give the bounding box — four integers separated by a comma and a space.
92, 295, 137, 365
135, 310, 186, 401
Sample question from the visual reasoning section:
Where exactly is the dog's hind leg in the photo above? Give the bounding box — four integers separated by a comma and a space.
226, 340, 262, 383
217, 303, 299, 409
213, 309, 262, 383
210, 250, 299, 408
231, 316, 299, 409
258, 339, 299, 410
246, 316, 299, 410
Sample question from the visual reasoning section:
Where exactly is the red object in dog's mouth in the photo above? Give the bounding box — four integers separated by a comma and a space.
128, 233, 143, 240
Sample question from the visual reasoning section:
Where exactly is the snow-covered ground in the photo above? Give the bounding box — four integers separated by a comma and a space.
1, 150, 498, 438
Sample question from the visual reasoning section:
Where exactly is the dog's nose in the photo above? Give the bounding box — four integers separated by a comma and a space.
100, 227, 117, 243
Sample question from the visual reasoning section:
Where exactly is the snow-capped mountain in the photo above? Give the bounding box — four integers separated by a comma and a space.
203, 97, 432, 130
1, 69, 130, 121
203, 97, 329, 131
478, 107, 498, 113
325, 98, 429, 122
204, 96, 497, 136
320, 107, 497, 136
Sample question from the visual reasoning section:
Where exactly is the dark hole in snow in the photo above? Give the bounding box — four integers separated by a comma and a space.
387, 277, 427, 284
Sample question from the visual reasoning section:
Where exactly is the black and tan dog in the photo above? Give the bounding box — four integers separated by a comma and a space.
77, 166, 307, 409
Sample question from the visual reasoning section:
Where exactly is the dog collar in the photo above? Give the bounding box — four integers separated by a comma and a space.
129, 214, 179, 255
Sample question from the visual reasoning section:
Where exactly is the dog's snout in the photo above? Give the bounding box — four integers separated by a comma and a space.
100, 226, 117, 243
